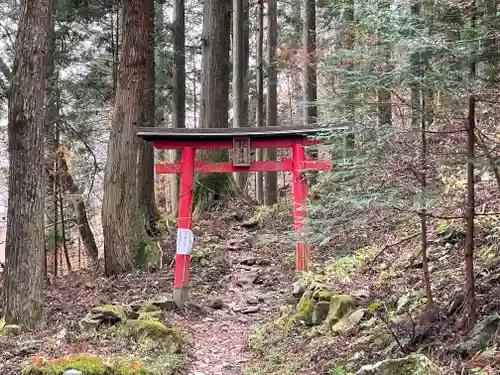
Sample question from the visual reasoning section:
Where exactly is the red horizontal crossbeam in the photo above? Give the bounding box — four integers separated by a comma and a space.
153, 138, 320, 150
155, 158, 332, 174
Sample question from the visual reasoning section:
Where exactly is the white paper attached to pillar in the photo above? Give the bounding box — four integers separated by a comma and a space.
176, 228, 194, 255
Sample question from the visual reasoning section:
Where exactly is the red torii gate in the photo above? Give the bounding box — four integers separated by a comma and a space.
136, 125, 333, 306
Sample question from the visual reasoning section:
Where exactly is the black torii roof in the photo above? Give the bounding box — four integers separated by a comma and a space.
136, 124, 347, 142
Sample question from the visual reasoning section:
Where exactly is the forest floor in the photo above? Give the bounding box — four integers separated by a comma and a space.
0, 199, 297, 375
1, 197, 500, 374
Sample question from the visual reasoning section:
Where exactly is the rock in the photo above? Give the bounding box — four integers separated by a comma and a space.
289, 290, 315, 325
355, 354, 439, 375
81, 304, 128, 330
227, 239, 246, 251
240, 256, 271, 267
139, 303, 162, 313
257, 258, 271, 266
138, 310, 166, 322
352, 289, 371, 300
332, 308, 367, 333
456, 314, 500, 356
208, 297, 224, 309
309, 282, 327, 291
241, 217, 259, 229
323, 295, 356, 329
240, 256, 259, 266
396, 294, 412, 314
247, 296, 259, 305
150, 298, 176, 311
121, 319, 183, 353
235, 271, 259, 287
185, 301, 206, 315
291, 281, 307, 299
130, 300, 146, 312
311, 301, 330, 325
24, 355, 153, 375
313, 290, 338, 301
242, 306, 260, 314
3, 324, 21, 335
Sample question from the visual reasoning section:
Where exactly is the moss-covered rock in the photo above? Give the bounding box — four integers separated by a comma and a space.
323, 295, 356, 329
121, 319, 182, 353
23, 355, 153, 375
2, 324, 22, 336
149, 298, 177, 312
135, 299, 176, 313
288, 290, 315, 326
456, 313, 500, 356
291, 281, 307, 299
355, 354, 440, 375
332, 308, 368, 333
138, 310, 166, 322
313, 290, 338, 301
81, 304, 129, 330
311, 301, 330, 325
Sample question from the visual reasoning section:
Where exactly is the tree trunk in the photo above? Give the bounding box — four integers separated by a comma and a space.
43, 14, 58, 277
303, 0, 317, 118
57, 149, 99, 263
265, 0, 278, 205
410, 2, 420, 129
232, 0, 248, 190
199, 0, 230, 130
102, 0, 153, 276
343, 0, 355, 152
170, 0, 186, 215
137, 1, 159, 232
465, 4, 477, 330
255, 0, 264, 203
303, 0, 317, 183
3, 0, 52, 327
420, 95, 433, 307
466, 90, 476, 330
195, 0, 234, 209
377, 1, 392, 128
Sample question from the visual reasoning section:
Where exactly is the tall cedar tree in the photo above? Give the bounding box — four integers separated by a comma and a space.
170, 0, 186, 214
255, 0, 265, 202
102, 0, 154, 275
4, 0, 52, 327
136, 0, 159, 233
265, 0, 278, 205
233, 0, 248, 189
199, 0, 230, 129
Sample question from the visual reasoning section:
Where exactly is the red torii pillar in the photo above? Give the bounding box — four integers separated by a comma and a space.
136, 126, 332, 306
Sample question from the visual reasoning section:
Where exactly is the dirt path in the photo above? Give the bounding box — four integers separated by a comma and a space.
173, 221, 291, 375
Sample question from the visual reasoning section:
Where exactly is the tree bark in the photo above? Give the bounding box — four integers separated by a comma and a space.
57, 149, 99, 263
136, 1, 159, 233
303, 0, 317, 119
255, 0, 264, 203
377, 0, 392, 128
465, 5, 477, 329
199, 0, 230, 130
3, 0, 52, 327
303, 0, 317, 183
195, 0, 233, 209
265, 0, 278, 205
102, 0, 153, 276
343, 0, 355, 152
232, 0, 248, 190
170, 0, 186, 215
